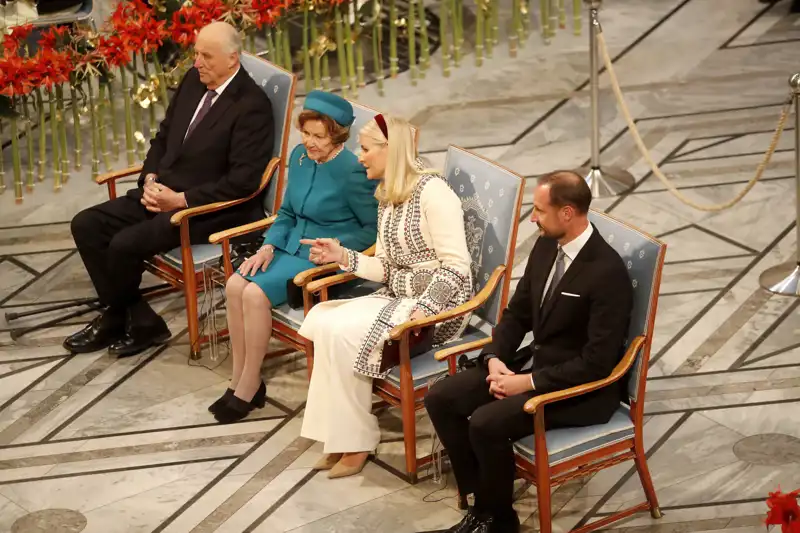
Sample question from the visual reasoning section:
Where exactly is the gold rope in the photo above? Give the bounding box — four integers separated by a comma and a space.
597, 31, 793, 212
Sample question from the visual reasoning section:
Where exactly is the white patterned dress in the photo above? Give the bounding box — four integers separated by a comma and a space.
299, 172, 473, 454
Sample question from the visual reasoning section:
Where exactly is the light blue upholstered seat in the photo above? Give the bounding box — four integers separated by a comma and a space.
512, 210, 666, 466
157, 54, 295, 272
380, 145, 524, 387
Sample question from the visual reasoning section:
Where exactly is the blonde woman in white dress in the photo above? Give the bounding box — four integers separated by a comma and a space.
298, 114, 473, 479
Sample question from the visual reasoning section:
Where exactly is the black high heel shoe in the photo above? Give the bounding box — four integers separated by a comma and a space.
213, 381, 267, 424
208, 381, 266, 415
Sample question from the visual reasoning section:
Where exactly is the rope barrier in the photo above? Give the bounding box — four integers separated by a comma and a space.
596, 31, 794, 212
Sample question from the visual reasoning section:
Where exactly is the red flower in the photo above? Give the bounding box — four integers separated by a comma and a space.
37, 25, 71, 50
98, 36, 131, 68
0, 54, 37, 97
2, 23, 34, 55
251, 0, 285, 28
766, 490, 800, 533
32, 49, 73, 90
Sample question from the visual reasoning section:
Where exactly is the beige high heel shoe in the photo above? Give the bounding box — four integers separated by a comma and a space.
327, 452, 372, 479
312, 453, 343, 471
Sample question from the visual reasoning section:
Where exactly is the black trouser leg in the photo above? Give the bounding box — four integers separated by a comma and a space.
468, 391, 536, 522
71, 196, 180, 312
425, 367, 495, 501
425, 365, 536, 522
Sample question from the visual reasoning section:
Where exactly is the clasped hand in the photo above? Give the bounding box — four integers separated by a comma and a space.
486, 358, 532, 399
141, 175, 186, 213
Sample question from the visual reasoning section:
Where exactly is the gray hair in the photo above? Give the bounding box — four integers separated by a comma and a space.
199, 21, 242, 56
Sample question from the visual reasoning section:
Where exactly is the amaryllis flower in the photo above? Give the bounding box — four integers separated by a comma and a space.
0, 54, 38, 97
766, 489, 800, 533
98, 35, 131, 68
32, 49, 74, 90
2, 23, 34, 55
37, 25, 71, 50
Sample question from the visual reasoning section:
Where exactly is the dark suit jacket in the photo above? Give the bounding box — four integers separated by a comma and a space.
480, 225, 633, 427
130, 66, 274, 225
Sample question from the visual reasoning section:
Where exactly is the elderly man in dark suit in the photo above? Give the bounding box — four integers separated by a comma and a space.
65, 21, 274, 358
425, 171, 633, 533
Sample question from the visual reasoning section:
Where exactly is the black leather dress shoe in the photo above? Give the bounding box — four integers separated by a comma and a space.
208, 381, 266, 415
443, 509, 483, 533
63, 310, 125, 354
108, 316, 171, 358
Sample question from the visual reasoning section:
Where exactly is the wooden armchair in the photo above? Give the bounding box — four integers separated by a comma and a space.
94, 53, 296, 359
207, 101, 402, 367
305, 146, 525, 482
436, 210, 667, 533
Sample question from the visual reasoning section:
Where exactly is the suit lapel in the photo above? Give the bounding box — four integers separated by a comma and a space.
181, 69, 245, 150
537, 231, 598, 330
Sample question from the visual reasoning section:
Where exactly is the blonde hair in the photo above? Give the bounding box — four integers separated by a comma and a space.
361, 115, 434, 205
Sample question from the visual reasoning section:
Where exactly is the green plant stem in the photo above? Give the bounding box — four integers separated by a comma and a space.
120, 67, 135, 166
302, 3, 312, 93
55, 85, 69, 181
310, 16, 321, 89
389, 0, 398, 77
409, 0, 417, 84
98, 82, 111, 171
35, 89, 45, 181
10, 109, 22, 203
0, 120, 5, 194
131, 56, 146, 159
453, 0, 463, 66
371, 17, 384, 95
334, 5, 349, 95
107, 81, 120, 159
22, 95, 34, 191
573, 0, 581, 35
282, 19, 292, 71
69, 74, 82, 171
141, 53, 157, 137
48, 89, 61, 189
476, 0, 484, 66
152, 54, 170, 112
322, 53, 330, 91
343, 2, 357, 94
88, 80, 99, 179
418, 0, 430, 73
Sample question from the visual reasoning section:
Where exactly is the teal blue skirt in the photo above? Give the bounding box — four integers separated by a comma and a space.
242, 249, 316, 306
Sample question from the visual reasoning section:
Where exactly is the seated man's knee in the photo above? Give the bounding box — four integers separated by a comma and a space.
468, 406, 503, 442
242, 283, 271, 309
70, 208, 99, 246
225, 274, 248, 301
424, 379, 449, 416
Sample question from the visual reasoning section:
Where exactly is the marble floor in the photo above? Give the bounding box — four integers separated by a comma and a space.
2, 0, 800, 531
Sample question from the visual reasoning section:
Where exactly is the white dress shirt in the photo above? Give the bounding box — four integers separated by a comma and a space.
184, 67, 240, 140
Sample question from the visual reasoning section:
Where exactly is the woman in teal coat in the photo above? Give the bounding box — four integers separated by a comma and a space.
211, 91, 378, 424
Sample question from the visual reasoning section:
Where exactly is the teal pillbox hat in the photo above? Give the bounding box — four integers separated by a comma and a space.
303, 90, 355, 127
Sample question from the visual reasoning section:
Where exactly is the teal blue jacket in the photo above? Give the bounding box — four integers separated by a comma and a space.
263, 144, 378, 258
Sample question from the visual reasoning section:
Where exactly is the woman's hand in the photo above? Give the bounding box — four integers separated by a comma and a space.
238, 245, 275, 277
300, 238, 345, 266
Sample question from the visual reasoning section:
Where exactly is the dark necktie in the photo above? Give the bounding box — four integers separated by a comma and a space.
543, 246, 565, 305
184, 89, 217, 141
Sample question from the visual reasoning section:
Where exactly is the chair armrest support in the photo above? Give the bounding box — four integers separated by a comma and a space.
388, 266, 506, 341
434, 337, 494, 361
306, 272, 358, 294
95, 165, 142, 185
171, 157, 280, 226
523, 336, 646, 414
208, 215, 277, 245
293, 244, 377, 287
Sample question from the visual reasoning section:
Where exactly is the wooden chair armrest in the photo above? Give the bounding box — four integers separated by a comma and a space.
293, 243, 378, 287
171, 158, 280, 226
434, 337, 494, 362
388, 265, 506, 341
95, 165, 142, 185
208, 215, 277, 244
523, 336, 646, 414
306, 272, 359, 293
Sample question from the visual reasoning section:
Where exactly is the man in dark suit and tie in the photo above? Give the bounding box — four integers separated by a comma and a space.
425, 171, 633, 533
65, 21, 274, 357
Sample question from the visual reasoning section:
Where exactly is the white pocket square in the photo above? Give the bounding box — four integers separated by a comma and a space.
561, 292, 581, 298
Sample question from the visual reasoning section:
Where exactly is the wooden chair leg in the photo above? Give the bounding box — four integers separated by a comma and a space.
179, 222, 201, 360
305, 340, 314, 382
399, 379, 418, 484
534, 425, 552, 533
633, 438, 662, 519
